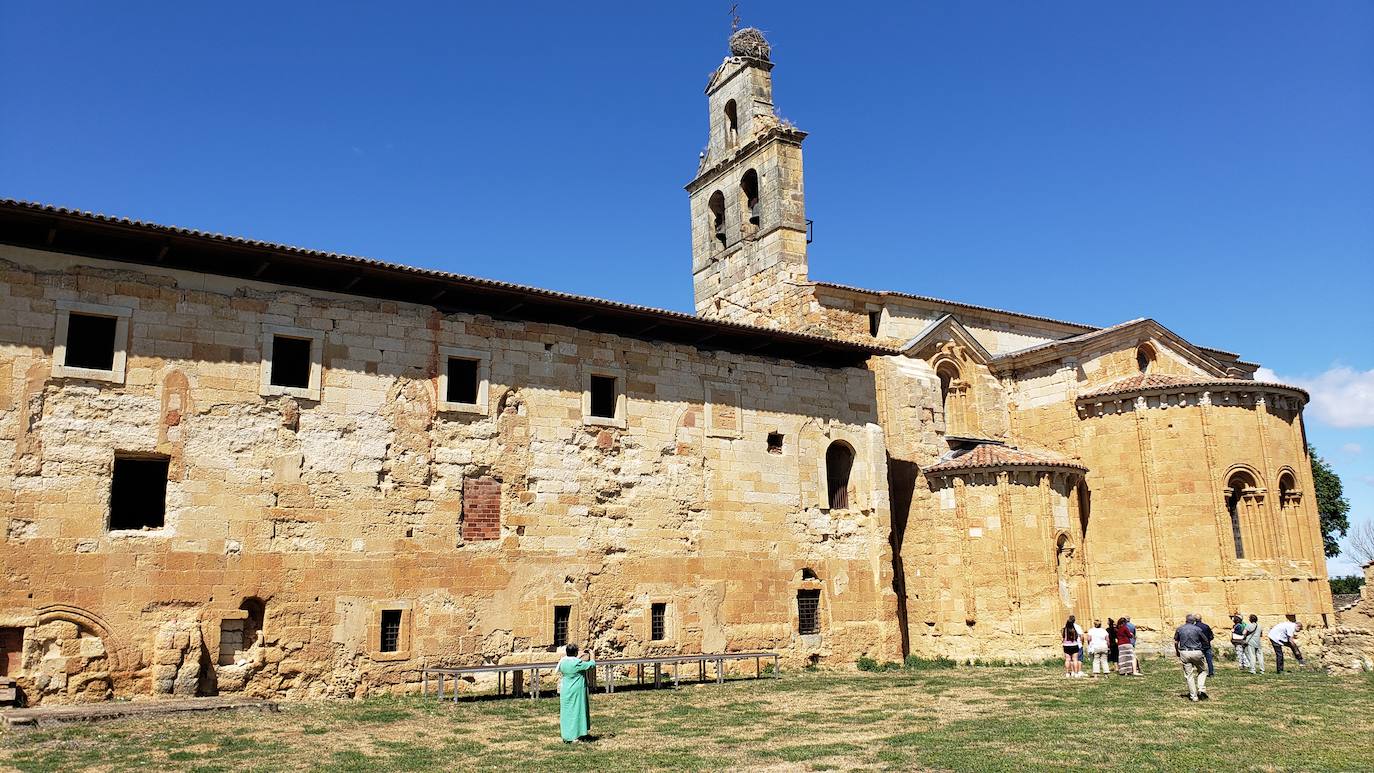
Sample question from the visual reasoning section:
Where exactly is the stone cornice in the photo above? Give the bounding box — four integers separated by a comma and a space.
685, 125, 808, 194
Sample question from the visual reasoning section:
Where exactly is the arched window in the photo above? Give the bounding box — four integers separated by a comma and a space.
1226, 471, 1257, 559
740, 169, 760, 232
1136, 344, 1156, 374
240, 597, 266, 648
724, 100, 739, 149
825, 441, 854, 510
936, 362, 965, 436
800, 567, 819, 581
1055, 534, 1075, 609
708, 191, 727, 251
1277, 471, 1301, 558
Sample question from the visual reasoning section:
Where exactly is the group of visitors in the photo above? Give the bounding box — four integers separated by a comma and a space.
1059, 611, 1309, 702
1063, 615, 1143, 678
1171, 612, 1307, 701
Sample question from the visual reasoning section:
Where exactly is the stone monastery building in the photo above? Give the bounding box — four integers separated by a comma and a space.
0, 29, 1332, 703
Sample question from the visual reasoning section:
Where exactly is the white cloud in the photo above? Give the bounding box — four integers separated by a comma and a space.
1257, 366, 1374, 428
1342, 442, 1364, 455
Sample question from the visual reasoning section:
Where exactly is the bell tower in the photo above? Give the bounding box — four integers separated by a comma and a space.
686, 27, 810, 327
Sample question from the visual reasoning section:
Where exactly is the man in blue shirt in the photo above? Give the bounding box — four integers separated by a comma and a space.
1174, 613, 1210, 702
1196, 615, 1216, 677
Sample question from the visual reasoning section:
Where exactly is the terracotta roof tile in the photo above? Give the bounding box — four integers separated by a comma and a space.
1078, 373, 1308, 402
925, 444, 1087, 474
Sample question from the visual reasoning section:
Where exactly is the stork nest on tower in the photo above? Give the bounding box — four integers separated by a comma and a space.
729, 27, 771, 61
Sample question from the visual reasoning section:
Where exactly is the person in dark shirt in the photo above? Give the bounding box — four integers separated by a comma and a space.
1196, 615, 1216, 677
1174, 613, 1210, 702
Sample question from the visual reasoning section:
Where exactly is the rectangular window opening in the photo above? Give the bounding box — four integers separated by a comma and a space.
380, 609, 402, 653
767, 432, 784, 455
446, 357, 480, 404
650, 603, 667, 641
109, 455, 169, 531
797, 589, 821, 636
589, 375, 617, 419
0, 627, 23, 678
868, 311, 882, 337
65, 312, 118, 371
553, 605, 571, 648
270, 335, 313, 389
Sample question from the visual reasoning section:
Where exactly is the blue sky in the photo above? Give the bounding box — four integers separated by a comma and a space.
2, 2, 1371, 571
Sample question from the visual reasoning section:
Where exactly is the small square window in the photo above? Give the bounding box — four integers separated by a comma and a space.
64, 313, 118, 370
589, 375, 617, 419
446, 357, 480, 404
380, 609, 402, 653
109, 455, 169, 531
767, 432, 784, 454
650, 602, 667, 641
553, 605, 571, 648
270, 335, 313, 389
797, 589, 821, 636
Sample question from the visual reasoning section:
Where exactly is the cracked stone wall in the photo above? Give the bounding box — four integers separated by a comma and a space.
0, 245, 897, 704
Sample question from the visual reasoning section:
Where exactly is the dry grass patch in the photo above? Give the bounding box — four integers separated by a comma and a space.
3, 662, 1372, 771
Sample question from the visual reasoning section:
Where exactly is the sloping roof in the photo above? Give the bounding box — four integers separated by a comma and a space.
813, 280, 1094, 333
813, 280, 1247, 365
924, 443, 1088, 475
0, 199, 899, 368
992, 318, 1235, 375
1078, 373, 1309, 402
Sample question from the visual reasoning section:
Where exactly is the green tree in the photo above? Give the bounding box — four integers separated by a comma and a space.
1309, 445, 1350, 557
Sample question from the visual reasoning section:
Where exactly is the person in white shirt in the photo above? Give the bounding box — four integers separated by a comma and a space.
1085, 620, 1111, 677
1267, 616, 1304, 673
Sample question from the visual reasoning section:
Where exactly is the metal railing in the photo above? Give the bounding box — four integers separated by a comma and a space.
420, 651, 780, 702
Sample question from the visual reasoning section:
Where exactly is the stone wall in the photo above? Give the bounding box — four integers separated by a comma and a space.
0, 245, 897, 704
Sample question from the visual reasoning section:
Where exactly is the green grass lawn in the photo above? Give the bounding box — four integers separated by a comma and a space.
4, 659, 1372, 772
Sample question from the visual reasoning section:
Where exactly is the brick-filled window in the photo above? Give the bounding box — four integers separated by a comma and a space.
651, 603, 667, 641
270, 335, 313, 389
109, 455, 170, 531
553, 605, 571, 648
380, 609, 402, 653
589, 375, 617, 419
461, 476, 501, 542
797, 589, 821, 635
446, 357, 480, 404
64, 312, 119, 370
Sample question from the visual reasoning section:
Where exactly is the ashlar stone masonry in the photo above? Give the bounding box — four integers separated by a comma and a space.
0, 27, 1333, 704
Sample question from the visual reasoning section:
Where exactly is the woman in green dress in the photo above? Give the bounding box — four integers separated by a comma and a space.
558, 643, 596, 743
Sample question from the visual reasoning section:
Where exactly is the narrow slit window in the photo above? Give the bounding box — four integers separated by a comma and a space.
797, 589, 821, 635
64, 312, 118, 371
270, 335, 312, 389
553, 605, 571, 648
651, 602, 667, 641
868, 311, 882, 337
767, 432, 784, 455
446, 357, 480, 404
589, 375, 617, 419
380, 609, 402, 653
109, 455, 170, 531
